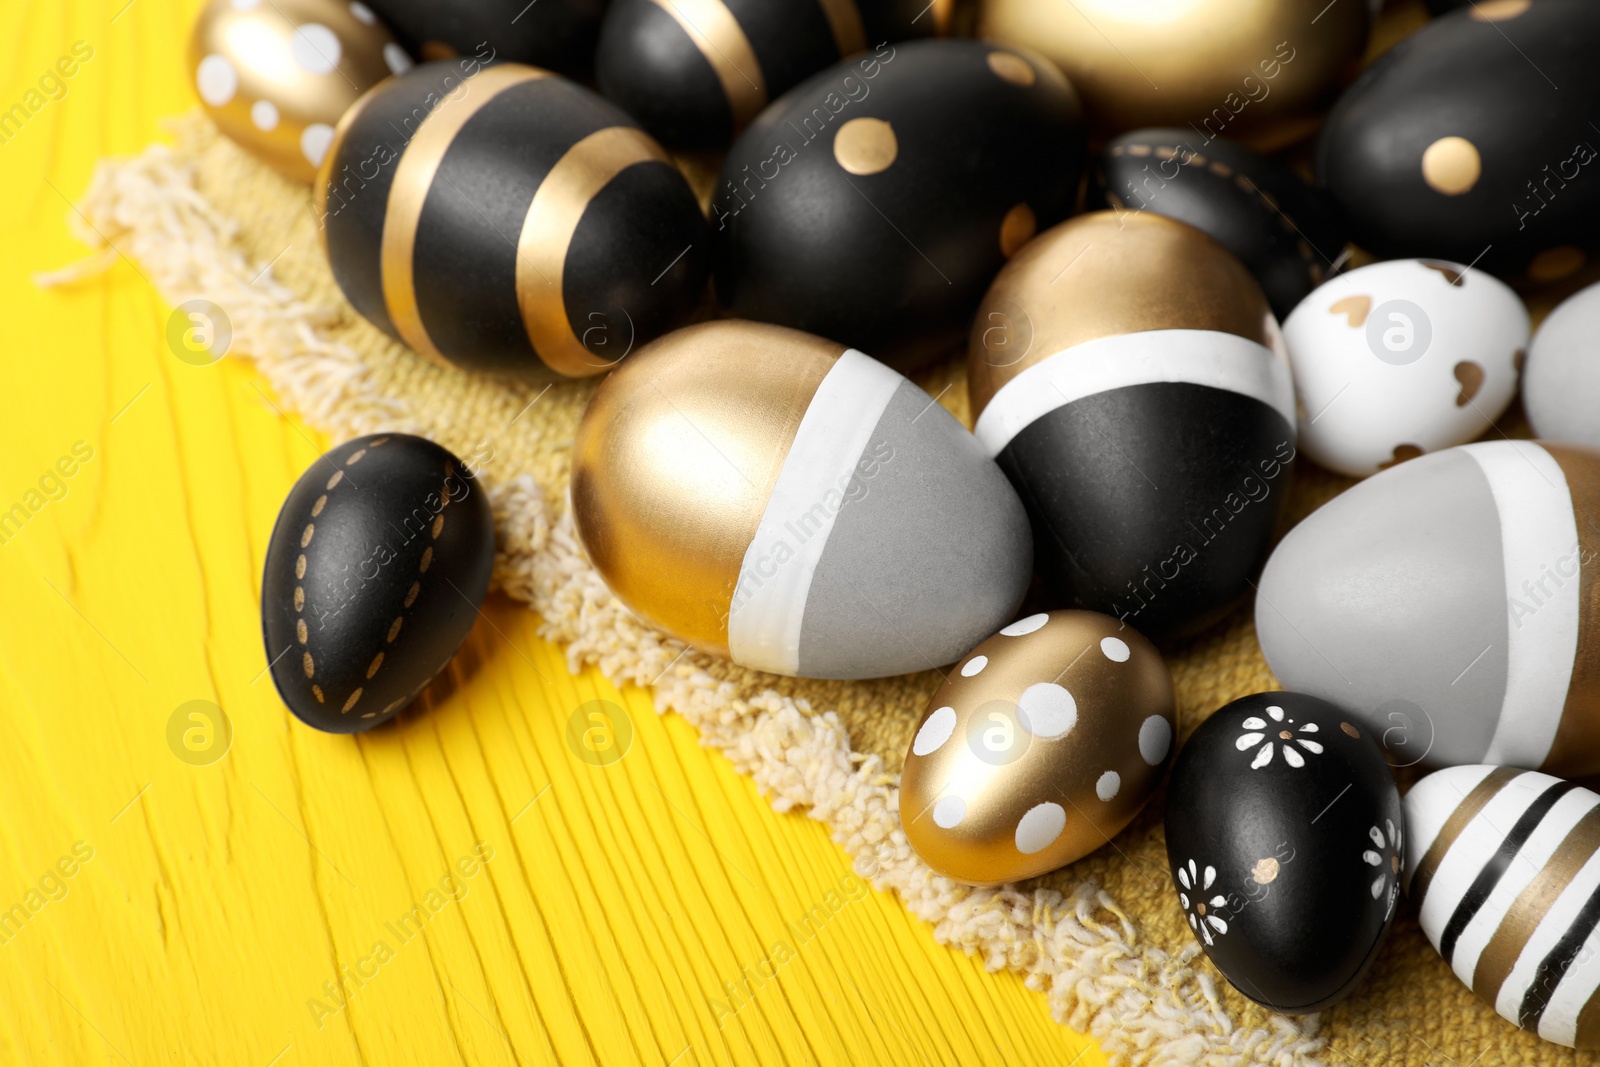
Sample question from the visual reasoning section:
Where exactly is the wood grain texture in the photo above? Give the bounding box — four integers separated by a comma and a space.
0, 1, 1106, 1063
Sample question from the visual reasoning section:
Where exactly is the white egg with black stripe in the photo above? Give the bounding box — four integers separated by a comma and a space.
1258, 439, 1600, 775
1407, 766, 1600, 1048
967, 211, 1296, 639
571, 320, 1033, 679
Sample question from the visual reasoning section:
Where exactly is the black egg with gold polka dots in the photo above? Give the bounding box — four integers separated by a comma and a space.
1091, 129, 1346, 321
711, 38, 1086, 372
1317, 0, 1600, 284
261, 434, 494, 733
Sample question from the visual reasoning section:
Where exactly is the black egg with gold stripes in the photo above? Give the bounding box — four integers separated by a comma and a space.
358, 0, 607, 79
317, 59, 711, 383
596, 0, 949, 149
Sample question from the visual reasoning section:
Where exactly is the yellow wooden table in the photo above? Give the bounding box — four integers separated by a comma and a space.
0, 1, 1106, 1063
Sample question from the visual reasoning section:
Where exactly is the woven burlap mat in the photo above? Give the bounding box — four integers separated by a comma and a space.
42, 102, 1600, 1065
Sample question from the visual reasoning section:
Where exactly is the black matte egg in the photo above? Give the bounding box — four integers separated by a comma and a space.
1165, 692, 1403, 1013
712, 38, 1086, 371
317, 59, 709, 382
261, 434, 495, 733
596, 0, 946, 149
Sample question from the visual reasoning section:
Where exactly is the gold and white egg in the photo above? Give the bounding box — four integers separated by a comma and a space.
899, 610, 1176, 887
189, 0, 411, 182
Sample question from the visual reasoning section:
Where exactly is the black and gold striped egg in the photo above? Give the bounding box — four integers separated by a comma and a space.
571, 319, 1033, 679
261, 433, 495, 733
596, 0, 948, 149
712, 38, 1086, 371
1317, 0, 1600, 283
968, 211, 1296, 639
1406, 767, 1600, 1048
359, 0, 606, 78
1090, 129, 1347, 320
317, 60, 710, 382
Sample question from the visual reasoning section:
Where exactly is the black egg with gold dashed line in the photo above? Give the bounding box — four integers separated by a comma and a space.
596, 0, 949, 149
261, 434, 495, 734
317, 60, 710, 382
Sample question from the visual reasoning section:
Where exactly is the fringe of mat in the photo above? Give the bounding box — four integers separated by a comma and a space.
39, 132, 1326, 1067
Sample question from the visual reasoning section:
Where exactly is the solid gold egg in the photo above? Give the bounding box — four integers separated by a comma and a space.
977, 0, 1369, 147
189, 0, 411, 182
899, 611, 1175, 886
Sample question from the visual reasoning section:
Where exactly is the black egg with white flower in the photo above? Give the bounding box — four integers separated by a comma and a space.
190, 0, 412, 183
261, 433, 495, 733
1165, 692, 1403, 1014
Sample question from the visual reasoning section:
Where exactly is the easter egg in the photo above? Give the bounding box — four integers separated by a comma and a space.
261, 434, 495, 733
1165, 692, 1403, 1013
968, 211, 1296, 639
1406, 766, 1600, 1049
316, 60, 709, 382
190, 0, 411, 182
1283, 259, 1529, 477
1090, 129, 1347, 320
570, 320, 1033, 679
596, 0, 948, 149
358, 0, 605, 78
1525, 281, 1600, 447
977, 0, 1369, 148
711, 38, 1086, 371
1257, 440, 1600, 774
899, 610, 1175, 886
1317, 0, 1600, 283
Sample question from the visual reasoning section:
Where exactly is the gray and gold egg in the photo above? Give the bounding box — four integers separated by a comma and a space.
900, 610, 1175, 886
261, 433, 495, 733
570, 320, 1033, 680
317, 59, 709, 382
190, 0, 412, 182
1407, 766, 1600, 1049
1258, 440, 1600, 774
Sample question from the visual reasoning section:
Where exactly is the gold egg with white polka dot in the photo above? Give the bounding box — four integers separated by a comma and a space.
899, 610, 1176, 887
189, 0, 411, 182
